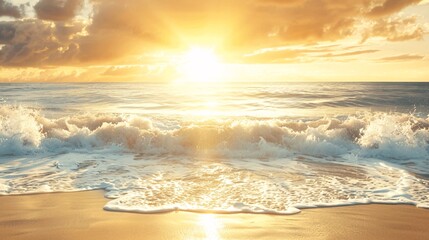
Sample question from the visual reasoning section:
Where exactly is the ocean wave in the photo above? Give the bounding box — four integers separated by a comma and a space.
1, 104, 429, 162
1, 105, 429, 214
1, 152, 428, 214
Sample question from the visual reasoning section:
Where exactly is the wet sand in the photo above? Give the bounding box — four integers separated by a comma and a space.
1, 191, 428, 240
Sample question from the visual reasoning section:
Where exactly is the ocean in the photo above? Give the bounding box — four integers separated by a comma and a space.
0, 82, 428, 214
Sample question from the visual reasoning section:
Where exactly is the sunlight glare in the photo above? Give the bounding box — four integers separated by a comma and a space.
199, 214, 221, 240
178, 47, 225, 83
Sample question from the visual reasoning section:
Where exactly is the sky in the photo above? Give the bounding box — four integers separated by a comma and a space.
0, 0, 428, 82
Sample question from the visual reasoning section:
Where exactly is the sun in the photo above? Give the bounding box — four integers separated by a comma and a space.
177, 47, 225, 83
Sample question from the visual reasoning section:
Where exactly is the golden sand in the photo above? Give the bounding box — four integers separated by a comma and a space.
1, 191, 428, 240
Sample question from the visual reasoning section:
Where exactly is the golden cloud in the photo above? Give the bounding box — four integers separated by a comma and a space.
380, 54, 425, 61
0, 0, 427, 67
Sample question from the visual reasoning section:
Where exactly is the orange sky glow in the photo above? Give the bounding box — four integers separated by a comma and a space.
0, 0, 428, 82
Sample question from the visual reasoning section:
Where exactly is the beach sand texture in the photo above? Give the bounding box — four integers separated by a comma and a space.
1, 191, 428, 240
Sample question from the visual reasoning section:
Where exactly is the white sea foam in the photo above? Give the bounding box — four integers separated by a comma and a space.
1, 104, 429, 214
1, 151, 428, 214
1, 105, 429, 162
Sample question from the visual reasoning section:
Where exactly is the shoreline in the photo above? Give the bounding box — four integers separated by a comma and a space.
1, 191, 429, 240
3, 189, 428, 215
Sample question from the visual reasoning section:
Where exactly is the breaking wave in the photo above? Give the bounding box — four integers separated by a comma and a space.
1, 104, 429, 163
1, 104, 429, 214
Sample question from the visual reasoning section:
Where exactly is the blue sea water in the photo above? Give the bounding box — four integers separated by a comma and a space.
0, 82, 428, 214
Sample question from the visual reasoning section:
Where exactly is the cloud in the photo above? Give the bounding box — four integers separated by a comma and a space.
366, 16, 425, 41
79, 0, 242, 61
243, 46, 380, 63
380, 54, 425, 61
248, 0, 360, 43
318, 50, 380, 58
0, 67, 94, 82
0, 0, 428, 67
34, 0, 83, 21
0, 23, 15, 43
102, 65, 150, 76
0, 0, 24, 18
0, 20, 83, 67
243, 49, 306, 63
80, 0, 428, 61
368, 0, 422, 17
99, 64, 176, 81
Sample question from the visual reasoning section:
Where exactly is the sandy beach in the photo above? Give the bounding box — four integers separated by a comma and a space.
0, 191, 428, 240
2, 0, 429, 238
